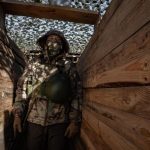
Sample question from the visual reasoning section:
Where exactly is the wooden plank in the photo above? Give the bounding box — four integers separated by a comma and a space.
0, 40, 26, 68
84, 103, 150, 150
78, 0, 150, 72
0, 5, 5, 29
78, 0, 123, 71
8, 36, 26, 65
0, 0, 99, 24
81, 120, 111, 150
80, 129, 96, 150
83, 55, 150, 87
0, 29, 26, 67
0, 31, 26, 80
81, 22, 150, 87
84, 86, 150, 119
83, 109, 139, 150
0, 28, 9, 44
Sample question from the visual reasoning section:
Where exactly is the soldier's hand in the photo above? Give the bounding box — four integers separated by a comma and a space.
64, 122, 79, 138
13, 115, 22, 136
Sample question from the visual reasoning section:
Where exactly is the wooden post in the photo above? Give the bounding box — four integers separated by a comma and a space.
0, 5, 5, 30
0, 0, 99, 24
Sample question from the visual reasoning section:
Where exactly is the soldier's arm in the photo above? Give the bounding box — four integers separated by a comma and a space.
13, 67, 29, 117
68, 63, 82, 124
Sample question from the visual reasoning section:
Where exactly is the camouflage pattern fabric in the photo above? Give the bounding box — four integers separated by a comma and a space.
13, 57, 82, 126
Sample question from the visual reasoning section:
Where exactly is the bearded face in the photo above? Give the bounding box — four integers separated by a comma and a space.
46, 41, 62, 56
44, 35, 63, 58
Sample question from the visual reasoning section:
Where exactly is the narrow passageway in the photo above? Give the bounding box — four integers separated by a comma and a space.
0, 0, 150, 150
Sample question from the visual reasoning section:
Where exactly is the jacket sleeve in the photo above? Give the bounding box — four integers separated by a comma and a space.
13, 66, 29, 116
68, 63, 82, 123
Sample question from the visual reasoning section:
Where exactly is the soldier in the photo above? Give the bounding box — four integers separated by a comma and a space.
12, 30, 82, 150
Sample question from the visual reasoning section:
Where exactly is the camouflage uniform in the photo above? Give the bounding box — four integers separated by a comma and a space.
13, 57, 82, 126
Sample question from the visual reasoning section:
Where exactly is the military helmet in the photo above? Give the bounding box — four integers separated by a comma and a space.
39, 71, 72, 104
37, 30, 69, 53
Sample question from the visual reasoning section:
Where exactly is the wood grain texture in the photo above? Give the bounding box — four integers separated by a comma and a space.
78, 0, 150, 72
0, 29, 25, 80
0, 0, 99, 24
83, 103, 150, 150
81, 120, 111, 150
80, 129, 96, 150
0, 28, 26, 67
84, 86, 150, 120
0, 40, 25, 68
0, 5, 5, 29
78, 0, 123, 63
83, 55, 150, 87
80, 22, 150, 80
81, 20, 150, 78
76, 0, 150, 149
83, 108, 139, 150
81, 22, 150, 87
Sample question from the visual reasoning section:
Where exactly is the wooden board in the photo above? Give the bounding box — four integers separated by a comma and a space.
84, 86, 150, 120
78, 0, 150, 72
0, 30, 25, 80
83, 109, 139, 150
81, 22, 150, 87
83, 103, 150, 150
78, 0, 123, 68
83, 55, 150, 87
83, 21, 150, 74
81, 120, 111, 150
0, 0, 99, 24
80, 129, 96, 150
0, 5, 5, 29
0, 29, 26, 67
0, 40, 25, 68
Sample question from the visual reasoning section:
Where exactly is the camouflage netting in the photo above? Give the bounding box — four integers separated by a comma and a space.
5, 0, 112, 54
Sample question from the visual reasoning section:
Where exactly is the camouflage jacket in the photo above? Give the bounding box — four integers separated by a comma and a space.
13, 57, 82, 126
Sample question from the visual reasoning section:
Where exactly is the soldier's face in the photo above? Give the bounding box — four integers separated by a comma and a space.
45, 35, 63, 58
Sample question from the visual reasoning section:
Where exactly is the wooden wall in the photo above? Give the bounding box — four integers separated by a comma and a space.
0, 6, 26, 150
77, 0, 150, 149
0, 5, 5, 29
0, 5, 26, 110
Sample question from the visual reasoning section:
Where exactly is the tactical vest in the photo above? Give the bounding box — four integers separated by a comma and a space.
38, 71, 72, 104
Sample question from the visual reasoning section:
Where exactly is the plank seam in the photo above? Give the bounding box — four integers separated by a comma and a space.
83, 20, 150, 72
